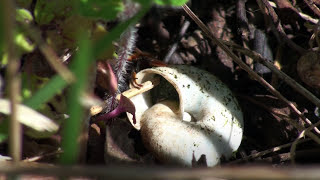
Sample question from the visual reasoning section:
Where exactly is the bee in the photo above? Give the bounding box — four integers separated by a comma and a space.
128, 48, 167, 88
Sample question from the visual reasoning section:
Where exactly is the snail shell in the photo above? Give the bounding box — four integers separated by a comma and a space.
127, 65, 243, 166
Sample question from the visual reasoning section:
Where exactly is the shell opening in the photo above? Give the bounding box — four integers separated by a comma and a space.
149, 75, 179, 107
143, 74, 197, 123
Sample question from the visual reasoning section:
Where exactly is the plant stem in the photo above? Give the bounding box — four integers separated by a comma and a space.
3, 0, 22, 162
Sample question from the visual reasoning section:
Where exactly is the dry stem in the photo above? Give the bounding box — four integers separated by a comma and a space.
1, 163, 320, 179
224, 41, 320, 109
290, 120, 320, 164
3, 0, 22, 163
257, 0, 306, 54
228, 138, 310, 164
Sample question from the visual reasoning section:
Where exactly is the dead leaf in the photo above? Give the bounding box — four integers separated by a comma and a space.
0, 99, 59, 132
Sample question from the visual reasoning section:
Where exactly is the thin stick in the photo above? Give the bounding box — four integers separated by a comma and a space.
90, 77, 160, 116
290, 120, 320, 164
224, 40, 320, 133
228, 138, 311, 164
290, 131, 306, 165
240, 94, 320, 144
19, 23, 75, 83
23, 150, 63, 162
268, 0, 318, 24
182, 4, 320, 136
2, 164, 320, 179
3, 0, 22, 163
257, 0, 306, 54
224, 41, 320, 109
164, 20, 190, 63
304, 0, 320, 17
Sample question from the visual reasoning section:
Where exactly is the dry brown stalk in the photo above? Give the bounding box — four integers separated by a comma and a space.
1, 163, 320, 179
290, 120, 320, 164
3, 0, 22, 163
228, 138, 310, 164
223, 41, 320, 109
304, 0, 320, 17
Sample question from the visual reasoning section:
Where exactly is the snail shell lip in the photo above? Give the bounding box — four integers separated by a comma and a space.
127, 65, 244, 167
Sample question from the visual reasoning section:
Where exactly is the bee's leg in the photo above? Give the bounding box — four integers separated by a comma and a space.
131, 71, 143, 89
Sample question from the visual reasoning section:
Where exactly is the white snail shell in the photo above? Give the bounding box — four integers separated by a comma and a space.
127, 65, 243, 167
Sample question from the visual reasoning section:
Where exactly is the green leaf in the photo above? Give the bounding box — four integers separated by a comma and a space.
24, 75, 68, 109
16, 8, 33, 23
60, 36, 93, 165
154, 0, 188, 6
78, 0, 124, 20
34, 0, 75, 25
14, 32, 35, 53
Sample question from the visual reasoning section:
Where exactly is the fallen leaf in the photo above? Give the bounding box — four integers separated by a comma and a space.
0, 99, 59, 132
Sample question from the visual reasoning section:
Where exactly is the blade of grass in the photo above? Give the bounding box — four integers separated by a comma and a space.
24, 75, 67, 109
59, 36, 92, 165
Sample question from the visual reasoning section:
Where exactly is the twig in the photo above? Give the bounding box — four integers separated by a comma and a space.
2, 164, 320, 179
90, 77, 160, 116
223, 41, 320, 109
290, 131, 306, 165
224, 41, 320, 133
3, 0, 22, 163
23, 150, 63, 162
298, 11, 319, 24
290, 120, 320, 165
18, 23, 75, 83
182, 4, 320, 138
239, 94, 320, 144
228, 138, 311, 164
257, 0, 306, 54
164, 20, 190, 63
304, 0, 320, 17
269, 0, 319, 24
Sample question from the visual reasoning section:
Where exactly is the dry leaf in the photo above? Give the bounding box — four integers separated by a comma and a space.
0, 99, 59, 132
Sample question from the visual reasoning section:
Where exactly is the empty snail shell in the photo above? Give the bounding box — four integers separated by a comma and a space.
127, 65, 243, 167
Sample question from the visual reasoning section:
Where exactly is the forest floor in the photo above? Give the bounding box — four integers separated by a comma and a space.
2, 0, 320, 179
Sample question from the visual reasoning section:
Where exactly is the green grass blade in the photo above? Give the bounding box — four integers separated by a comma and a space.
59, 36, 92, 164
24, 75, 68, 109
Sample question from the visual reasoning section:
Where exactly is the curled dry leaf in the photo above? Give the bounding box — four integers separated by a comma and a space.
297, 51, 320, 89
0, 99, 59, 132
